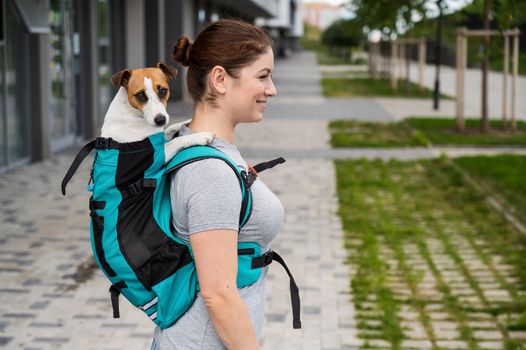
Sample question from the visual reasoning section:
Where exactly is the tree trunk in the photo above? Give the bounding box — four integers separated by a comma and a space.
481, 0, 491, 132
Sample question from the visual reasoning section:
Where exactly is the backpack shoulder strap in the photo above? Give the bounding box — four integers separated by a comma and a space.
164, 145, 252, 228
61, 137, 120, 195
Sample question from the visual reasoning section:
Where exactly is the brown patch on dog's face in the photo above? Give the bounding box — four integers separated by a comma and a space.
124, 68, 174, 111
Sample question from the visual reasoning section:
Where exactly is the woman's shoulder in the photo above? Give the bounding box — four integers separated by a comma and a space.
172, 157, 242, 191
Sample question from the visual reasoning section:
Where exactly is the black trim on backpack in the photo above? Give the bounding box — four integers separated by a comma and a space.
251, 250, 302, 329
90, 211, 117, 277
89, 197, 106, 210
115, 138, 155, 191
109, 281, 127, 318
121, 178, 157, 200
116, 175, 192, 291
61, 137, 121, 196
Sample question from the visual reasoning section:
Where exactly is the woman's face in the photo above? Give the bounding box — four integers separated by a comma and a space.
224, 47, 277, 124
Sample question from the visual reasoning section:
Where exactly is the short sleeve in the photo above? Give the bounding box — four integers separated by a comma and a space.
176, 159, 242, 235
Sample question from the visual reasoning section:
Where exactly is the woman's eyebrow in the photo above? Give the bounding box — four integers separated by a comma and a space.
257, 68, 272, 74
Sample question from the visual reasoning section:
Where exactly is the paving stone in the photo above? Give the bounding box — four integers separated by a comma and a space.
401, 339, 433, 349
473, 330, 503, 340
477, 341, 505, 350
436, 340, 468, 349
508, 331, 526, 340
468, 320, 498, 329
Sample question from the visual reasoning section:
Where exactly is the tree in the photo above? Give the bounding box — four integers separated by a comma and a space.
321, 19, 363, 48
347, 0, 428, 37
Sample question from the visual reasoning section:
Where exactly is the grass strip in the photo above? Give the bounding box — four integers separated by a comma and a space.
329, 118, 526, 148
329, 120, 429, 148
407, 118, 526, 146
322, 78, 443, 98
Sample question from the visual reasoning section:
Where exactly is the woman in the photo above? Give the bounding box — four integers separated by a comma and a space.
152, 19, 281, 350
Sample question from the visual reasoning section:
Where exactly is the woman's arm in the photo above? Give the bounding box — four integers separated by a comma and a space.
190, 229, 260, 350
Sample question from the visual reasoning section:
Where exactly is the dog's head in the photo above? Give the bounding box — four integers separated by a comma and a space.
111, 63, 178, 128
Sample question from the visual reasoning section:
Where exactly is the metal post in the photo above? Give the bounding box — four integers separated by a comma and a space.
399, 43, 405, 79
391, 41, 398, 91
419, 40, 425, 92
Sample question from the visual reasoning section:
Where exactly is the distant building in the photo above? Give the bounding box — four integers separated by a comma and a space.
256, 0, 304, 57
0, 0, 299, 172
303, 2, 341, 30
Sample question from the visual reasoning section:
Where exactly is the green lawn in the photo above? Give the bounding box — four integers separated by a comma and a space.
322, 78, 442, 98
407, 118, 526, 146
336, 157, 526, 349
329, 120, 429, 148
329, 118, 526, 148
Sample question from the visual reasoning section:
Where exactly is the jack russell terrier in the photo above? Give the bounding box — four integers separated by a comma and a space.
103, 62, 214, 163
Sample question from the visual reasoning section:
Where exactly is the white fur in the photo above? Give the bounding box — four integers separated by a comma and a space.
100, 85, 214, 163
142, 77, 170, 128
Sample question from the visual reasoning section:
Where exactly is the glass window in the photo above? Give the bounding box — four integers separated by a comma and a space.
0, 45, 5, 168
49, 0, 66, 139
6, 0, 29, 163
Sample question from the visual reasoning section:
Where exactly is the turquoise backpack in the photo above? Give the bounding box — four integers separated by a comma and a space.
61, 132, 301, 329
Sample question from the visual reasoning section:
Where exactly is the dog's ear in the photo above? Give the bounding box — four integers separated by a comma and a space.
111, 69, 132, 88
157, 62, 178, 81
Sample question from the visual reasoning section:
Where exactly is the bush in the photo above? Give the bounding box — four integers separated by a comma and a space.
321, 19, 362, 48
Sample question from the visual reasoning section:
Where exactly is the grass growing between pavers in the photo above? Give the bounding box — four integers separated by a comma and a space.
335, 157, 526, 350
322, 78, 442, 98
329, 118, 526, 148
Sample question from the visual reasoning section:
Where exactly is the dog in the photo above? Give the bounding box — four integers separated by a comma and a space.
102, 62, 214, 163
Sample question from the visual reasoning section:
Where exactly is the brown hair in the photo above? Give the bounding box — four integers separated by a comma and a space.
172, 19, 273, 104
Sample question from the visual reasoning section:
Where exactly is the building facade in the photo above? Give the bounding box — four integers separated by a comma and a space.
303, 2, 341, 30
256, 0, 303, 57
0, 0, 302, 172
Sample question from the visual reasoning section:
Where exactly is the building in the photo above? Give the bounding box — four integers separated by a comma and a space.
303, 1, 341, 30
256, 0, 303, 57
0, 0, 303, 172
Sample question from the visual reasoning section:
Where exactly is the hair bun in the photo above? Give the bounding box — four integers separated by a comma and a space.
173, 36, 192, 67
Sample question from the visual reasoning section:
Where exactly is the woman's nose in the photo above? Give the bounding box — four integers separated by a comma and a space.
266, 79, 277, 97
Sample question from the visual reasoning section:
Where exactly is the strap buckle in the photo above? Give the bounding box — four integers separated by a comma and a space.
263, 250, 274, 266
95, 137, 112, 149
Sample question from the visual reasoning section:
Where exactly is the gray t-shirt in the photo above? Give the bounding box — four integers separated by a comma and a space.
153, 125, 284, 349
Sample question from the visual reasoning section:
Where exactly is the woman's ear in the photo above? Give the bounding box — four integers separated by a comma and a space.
209, 65, 228, 94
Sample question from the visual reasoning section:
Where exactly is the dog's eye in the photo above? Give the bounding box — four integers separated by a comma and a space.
158, 88, 168, 97
135, 92, 148, 102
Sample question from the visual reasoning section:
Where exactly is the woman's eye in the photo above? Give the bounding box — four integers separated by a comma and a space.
135, 92, 148, 102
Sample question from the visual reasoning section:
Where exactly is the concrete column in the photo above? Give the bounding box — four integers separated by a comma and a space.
125, 0, 145, 69
29, 33, 51, 161
164, 0, 195, 102
76, 0, 99, 140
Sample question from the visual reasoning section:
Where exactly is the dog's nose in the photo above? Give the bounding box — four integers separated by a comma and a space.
154, 114, 167, 126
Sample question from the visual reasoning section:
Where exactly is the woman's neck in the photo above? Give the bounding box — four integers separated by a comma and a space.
188, 103, 235, 144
